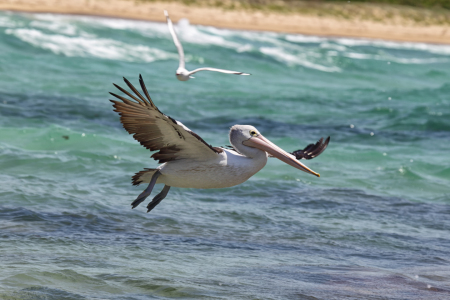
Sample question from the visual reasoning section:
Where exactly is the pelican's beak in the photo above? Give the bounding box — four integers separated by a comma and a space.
243, 134, 320, 177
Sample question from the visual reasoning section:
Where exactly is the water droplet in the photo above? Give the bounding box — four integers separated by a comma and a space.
387, 61, 391, 64
114, 155, 118, 159
415, 275, 419, 279
410, 159, 414, 162
50, 138, 54, 142
370, 132, 374, 136
427, 284, 432, 289
350, 124, 354, 128
82, 133, 86, 137
388, 97, 391, 100
54, 151, 58, 154
383, 153, 387, 156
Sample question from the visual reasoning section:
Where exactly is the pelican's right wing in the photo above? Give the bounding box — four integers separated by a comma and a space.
164, 10, 185, 69
110, 75, 222, 163
290, 137, 330, 160
189, 67, 250, 76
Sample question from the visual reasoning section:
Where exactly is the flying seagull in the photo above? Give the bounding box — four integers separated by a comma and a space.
110, 75, 330, 212
164, 10, 251, 81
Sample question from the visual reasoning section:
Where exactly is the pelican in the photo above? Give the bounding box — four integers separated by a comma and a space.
164, 10, 251, 81
110, 75, 330, 212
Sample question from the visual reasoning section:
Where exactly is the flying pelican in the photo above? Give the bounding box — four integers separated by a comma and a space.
164, 10, 251, 81
110, 75, 330, 212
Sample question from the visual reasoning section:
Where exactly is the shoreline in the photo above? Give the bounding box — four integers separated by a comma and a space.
1, 0, 450, 44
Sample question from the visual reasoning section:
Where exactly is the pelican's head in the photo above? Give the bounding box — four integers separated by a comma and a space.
230, 125, 320, 177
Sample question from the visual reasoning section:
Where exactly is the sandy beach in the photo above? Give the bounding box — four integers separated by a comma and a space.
1, 0, 450, 44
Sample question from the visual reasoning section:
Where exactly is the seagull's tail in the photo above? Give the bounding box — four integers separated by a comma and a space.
132, 168, 159, 186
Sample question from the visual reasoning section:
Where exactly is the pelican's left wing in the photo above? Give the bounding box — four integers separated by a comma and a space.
110, 75, 222, 163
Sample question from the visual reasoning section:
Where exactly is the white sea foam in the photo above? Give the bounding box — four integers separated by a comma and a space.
31, 13, 171, 40
30, 20, 86, 37
175, 19, 244, 50
0, 16, 11, 27
7, 11, 450, 68
87, 17, 170, 38
0, 14, 24, 28
260, 47, 341, 72
343, 52, 448, 64
66, 14, 246, 51
5, 28, 177, 62
83, 16, 252, 52
286, 32, 450, 57
320, 42, 347, 52
344, 52, 377, 60
334, 37, 450, 56
285, 34, 328, 44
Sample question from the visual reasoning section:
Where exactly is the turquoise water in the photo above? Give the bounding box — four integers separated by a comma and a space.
1, 10, 450, 299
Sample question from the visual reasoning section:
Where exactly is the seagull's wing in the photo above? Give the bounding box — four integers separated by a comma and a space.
290, 137, 330, 160
110, 75, 222, 163
188, 67, 251, 76
164, 10, 185, 69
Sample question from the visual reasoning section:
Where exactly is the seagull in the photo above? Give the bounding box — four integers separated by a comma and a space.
110, 75, 330, 212
164, 10, 251, 81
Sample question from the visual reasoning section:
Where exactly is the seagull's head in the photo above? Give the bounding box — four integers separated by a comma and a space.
229, 125, 320, 177
176, 69, 190, 81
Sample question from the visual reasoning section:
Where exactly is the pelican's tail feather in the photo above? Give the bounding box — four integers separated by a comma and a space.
132, 168, 159, 186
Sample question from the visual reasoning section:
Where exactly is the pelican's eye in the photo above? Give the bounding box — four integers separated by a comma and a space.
249, 130, 258, 137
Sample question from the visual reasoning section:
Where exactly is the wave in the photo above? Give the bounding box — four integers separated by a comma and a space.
171, 18, 250, 51
343, 52, 449, 64
29, 19, 89, 37
285, 33, 450, 56
5, 28, 177, 62
4, 12, 448, 72
260, 47, 341, 72
36, 13, 250, 51
333, 37, 450, 56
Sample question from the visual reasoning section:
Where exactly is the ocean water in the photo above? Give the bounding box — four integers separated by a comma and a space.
0, 10, 450, 299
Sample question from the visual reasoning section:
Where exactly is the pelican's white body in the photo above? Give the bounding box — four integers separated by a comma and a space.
152, 149, 268, 189
111, 76, 324, 212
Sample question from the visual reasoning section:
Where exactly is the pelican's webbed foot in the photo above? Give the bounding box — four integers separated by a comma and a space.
131, 170, 161, 209
147, 185, 171, 213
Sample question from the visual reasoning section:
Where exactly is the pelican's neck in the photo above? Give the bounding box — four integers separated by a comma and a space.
232, 142, 268, 160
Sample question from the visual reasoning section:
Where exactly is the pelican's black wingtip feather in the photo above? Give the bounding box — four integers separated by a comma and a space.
291, 136, 330, 160
138, 74, 155, 108
122, 76, 148, 105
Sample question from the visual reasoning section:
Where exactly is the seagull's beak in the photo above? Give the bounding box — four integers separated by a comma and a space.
243, 134, 320, 177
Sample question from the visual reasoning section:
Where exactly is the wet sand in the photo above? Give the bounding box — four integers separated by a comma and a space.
1, 0, 449, 44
